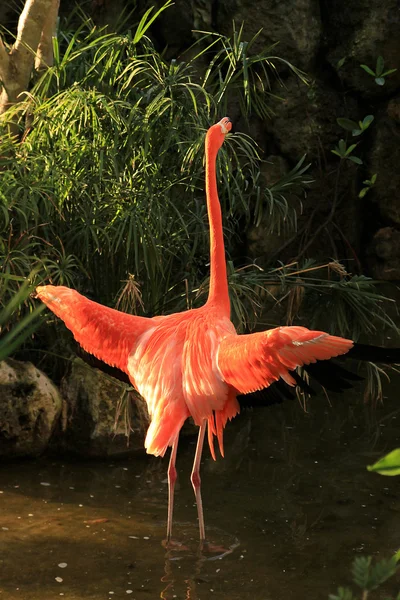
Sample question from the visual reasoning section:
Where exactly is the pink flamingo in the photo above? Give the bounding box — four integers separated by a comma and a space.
37, 117, 357, 540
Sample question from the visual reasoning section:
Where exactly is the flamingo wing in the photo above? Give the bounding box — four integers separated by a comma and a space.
217, 326, 354, 395
36, 285, 153, 374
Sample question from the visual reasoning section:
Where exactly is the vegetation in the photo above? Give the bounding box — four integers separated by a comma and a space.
368, 449, 400, 476
0, 6, 398, 380
360, 55, 397, 86
0, 272, 45, 361
329, 553, 400, 600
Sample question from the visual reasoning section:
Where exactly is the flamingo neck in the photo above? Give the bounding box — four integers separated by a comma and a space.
205, 137, 230, 316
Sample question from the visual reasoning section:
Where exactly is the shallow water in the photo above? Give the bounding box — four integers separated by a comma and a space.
1, 380, 400, 600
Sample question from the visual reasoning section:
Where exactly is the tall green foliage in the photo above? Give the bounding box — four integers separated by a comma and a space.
0, 7, 397, 365
0, 11, 308, 318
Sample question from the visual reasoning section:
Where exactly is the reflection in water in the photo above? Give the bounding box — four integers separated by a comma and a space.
160, 538, 240, 599
2, 381, 400, 599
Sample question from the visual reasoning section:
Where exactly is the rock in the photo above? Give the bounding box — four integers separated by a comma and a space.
369, 100, 400, 226
216, 0, 322, 71
57, 358, 150, 457
247, 155, 297, 264
0, 359, 62, 458
367, 227, 400, 280
324, 0, 400, 96
265, 76, 358, 162
150, 0, 195, 57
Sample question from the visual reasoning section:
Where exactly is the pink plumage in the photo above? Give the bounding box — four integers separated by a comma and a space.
36, 117, 354, 541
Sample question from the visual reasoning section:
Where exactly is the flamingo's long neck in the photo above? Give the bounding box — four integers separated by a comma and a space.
205, 135, 230, 316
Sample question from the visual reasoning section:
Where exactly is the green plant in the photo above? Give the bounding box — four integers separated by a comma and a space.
368, 449, 400, 476
0, 273, 45, 360
0, 8, 313, 362
359, 173, 377, 199
190, 23, 308, 121
331, 139, 363, 165
329, 553, 400, 600
337, 115, 374, 137
360, 56, 397, 86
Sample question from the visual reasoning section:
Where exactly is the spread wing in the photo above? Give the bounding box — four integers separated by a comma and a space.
217, 326, 354, 395
36, 285, 153, 374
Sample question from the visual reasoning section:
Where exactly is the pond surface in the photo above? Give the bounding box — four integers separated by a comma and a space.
1, 378, 400, 600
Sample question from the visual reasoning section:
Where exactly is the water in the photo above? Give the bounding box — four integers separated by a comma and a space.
1, 381, 400, 599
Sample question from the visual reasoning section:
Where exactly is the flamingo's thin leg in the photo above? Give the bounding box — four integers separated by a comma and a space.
190, 420, 207, 541
166, 439, 178, 541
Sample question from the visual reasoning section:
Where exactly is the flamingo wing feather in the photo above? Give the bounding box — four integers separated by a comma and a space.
36, 285, 152, 374
217, 326, 354, 395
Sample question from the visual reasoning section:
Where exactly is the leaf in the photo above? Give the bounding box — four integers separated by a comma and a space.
329, 586, 355, 600
337, 57, 346, 69
359, 187, 369, 198
393, 549, 400, 563
376, 55, 385, 76
367, 448, 400, 475
368, 555, 399, 589
375, 77, 385, 86
132, 0, 174, 44
338, 138, 347, 155
362, 114, 374, 128
345, 143, 358, 156
351, 129, 363, 137
381, 68, 397, 77
352, 556, 372, 589
348, 155, 363, 165
360, 64, 376, 76
337, 117, 359, 131
0, 273, 45, 361
371, 173, 377, 184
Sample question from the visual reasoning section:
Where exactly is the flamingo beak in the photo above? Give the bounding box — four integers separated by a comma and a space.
219, 117, 232, 134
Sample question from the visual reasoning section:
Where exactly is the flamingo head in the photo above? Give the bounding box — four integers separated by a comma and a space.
206, 117, 232, 151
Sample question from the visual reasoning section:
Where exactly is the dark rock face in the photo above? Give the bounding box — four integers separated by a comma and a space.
0, 359, 62, 457
56, 358, 149, 457
264, 76, 359, 162
322, 0, 400, 96
367, 227, 400, 280
216, 0, 322, 70
369, 99, 400, 227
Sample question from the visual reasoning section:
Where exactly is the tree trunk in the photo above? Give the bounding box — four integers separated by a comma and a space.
0, 0, 59, 119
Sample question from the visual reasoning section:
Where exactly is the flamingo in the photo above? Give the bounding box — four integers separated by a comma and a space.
35, 117, 394, 540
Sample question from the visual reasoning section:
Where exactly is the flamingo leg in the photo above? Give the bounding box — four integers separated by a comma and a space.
190, 420, 207, 541
166, 440, 178, 541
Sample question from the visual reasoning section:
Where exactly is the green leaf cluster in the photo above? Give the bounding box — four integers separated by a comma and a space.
359, 173, 377, 199
330, 553, 400, 600
360, 56, 397, 86
331, 139, 363, 164
0, 272, 45, 361
337, 115, 374, 137
0, 8, 309, 353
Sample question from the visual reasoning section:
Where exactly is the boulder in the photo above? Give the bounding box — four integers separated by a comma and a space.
216, 0, 322, 71
369, 99, 400, 227
57, 358, 150, 457
367, 227, 400, 280
265, 76, 358, 162
324, 0, 400, 97
0, 359, 62, 457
